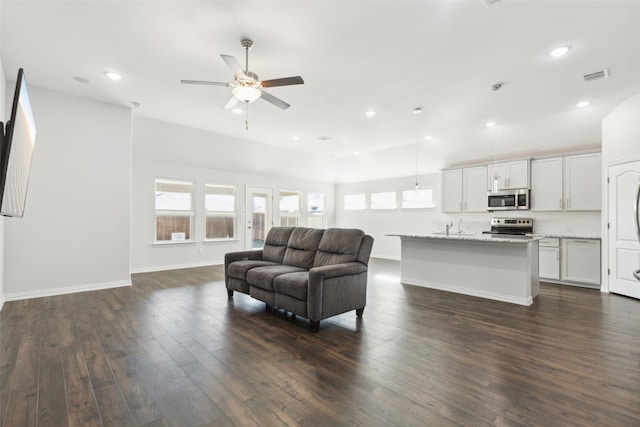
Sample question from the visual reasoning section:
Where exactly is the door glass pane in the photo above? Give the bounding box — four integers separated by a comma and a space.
252, 192, 268, 249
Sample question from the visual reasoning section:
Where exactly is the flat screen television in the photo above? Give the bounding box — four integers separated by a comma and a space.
0, 68, 37, 217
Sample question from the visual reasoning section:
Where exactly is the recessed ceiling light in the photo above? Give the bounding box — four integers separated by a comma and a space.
486, 121, 496, 127
105, 71, 123, 81
232, 108, 243, 114
576, 100, 591, 108
548, 45, 572, 58
72, 76, 90, 84
424, 135, 433, 140
365, 110, 376, 117
292, 136, 300, 140
353, 151, 361, 155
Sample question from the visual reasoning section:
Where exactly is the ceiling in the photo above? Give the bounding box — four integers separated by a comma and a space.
2, 0, 640, 174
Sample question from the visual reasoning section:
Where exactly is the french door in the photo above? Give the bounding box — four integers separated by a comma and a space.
607, 160, 640, 299
246, 186, 273, 250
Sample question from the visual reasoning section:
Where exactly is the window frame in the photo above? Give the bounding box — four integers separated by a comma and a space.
306, 192, 326, 228
204, 183, 238, 241
154, 178, 195, 244
370, 191, 398, 210
279, 189, 302, 227
401, 187, 435, 209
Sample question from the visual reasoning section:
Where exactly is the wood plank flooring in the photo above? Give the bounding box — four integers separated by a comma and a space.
1, 258, 639, 426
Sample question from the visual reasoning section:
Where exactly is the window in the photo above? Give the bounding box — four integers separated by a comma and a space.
307, 192, 325, 228
155, 179, 194, 242
402, 188, 435, 209
344, 193, 366, 210
370, 191, 397, 210
279, 190, 301, 226
205, 184, 236, 239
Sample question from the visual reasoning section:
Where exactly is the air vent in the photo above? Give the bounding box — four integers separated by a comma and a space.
583, 68, 610, 82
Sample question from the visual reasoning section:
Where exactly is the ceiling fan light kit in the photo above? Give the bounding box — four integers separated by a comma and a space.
181, 38, 305, 129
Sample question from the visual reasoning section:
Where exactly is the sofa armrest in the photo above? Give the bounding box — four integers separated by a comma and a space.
225, 250, 263, 265
307, 262, 369, 321
309, 262, 367, 281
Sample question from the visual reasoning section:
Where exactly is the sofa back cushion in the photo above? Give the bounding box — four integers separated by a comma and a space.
313, 228, 364, 268
263, 227, 295, 263
283, 227, 325, 269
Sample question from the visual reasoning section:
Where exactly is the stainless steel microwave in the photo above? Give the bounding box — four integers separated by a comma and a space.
487, 189, 530, 211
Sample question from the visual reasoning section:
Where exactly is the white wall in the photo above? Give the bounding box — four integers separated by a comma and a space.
132, 116, 335, 272
336, 172, 601, 260
602, 93, 640, 164
3, 87, 132, 300
0, 53, 6, 309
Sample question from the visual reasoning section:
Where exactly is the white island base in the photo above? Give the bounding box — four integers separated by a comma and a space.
395, 235, 540, 306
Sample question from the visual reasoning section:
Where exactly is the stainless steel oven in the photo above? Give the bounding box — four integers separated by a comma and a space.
487, 189, 529, 211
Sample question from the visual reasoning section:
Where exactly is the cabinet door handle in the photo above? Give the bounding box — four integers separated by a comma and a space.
559, 199, 563, 210
566, 198, 571, 209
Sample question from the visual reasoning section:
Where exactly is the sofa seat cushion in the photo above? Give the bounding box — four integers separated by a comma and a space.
228, 260, 278, 281
273, 272, 309, 300
247, 265, 307, 291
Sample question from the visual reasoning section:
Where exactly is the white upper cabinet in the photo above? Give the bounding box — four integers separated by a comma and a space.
487, 160, 530, 191
564, 152, 602, 211
531, 157, 564, 211
442, 169, 463, 213
531, 152, 601, 211
442, 166, 487, 213
463, 166, 488, 212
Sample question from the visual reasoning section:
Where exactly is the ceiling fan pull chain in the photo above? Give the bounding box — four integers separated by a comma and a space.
245, 104, 249, 130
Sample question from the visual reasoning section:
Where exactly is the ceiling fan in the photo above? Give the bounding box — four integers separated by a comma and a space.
181, 39, 304, 111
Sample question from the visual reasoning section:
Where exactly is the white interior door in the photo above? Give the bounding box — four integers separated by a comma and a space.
246, 186, 272, 250
608, 160, 640, 299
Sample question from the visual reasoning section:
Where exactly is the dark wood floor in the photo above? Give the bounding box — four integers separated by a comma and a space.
1, 259, 639, 426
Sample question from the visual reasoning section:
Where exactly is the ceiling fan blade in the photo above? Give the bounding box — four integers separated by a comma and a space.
181, 79, 230, 87
260, 90, 290, 110
221, 54, 246, 77
261, 76, 304, 88
224, 96, 240, 109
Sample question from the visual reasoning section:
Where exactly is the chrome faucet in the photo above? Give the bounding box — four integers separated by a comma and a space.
445, 222, 454, 236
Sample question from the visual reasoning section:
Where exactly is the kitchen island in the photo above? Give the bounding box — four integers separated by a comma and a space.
389, 233, 541, 305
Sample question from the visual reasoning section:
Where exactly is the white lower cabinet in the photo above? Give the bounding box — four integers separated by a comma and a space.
562, 239, 601, 286
539, 238, 601, 287
539, 238, 560, 280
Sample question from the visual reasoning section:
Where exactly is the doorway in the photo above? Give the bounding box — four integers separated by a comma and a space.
607, 159, 640, 299
246, 186, 273, 250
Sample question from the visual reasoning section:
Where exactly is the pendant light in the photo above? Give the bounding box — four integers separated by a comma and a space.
490, 83, 503, 193
413, 107, 422, 190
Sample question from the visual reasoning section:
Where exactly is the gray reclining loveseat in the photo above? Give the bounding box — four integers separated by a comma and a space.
224, 227, 374, 332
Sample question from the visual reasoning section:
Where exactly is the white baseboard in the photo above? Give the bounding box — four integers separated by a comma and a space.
131, 260, 224, 274
402, 277, 534, 306
371, 253, 401, 261
4, 279, 132, 302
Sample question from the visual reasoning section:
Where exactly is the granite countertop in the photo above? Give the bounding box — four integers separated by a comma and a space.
529, 233, 601, 240
387, 233, 544, 244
